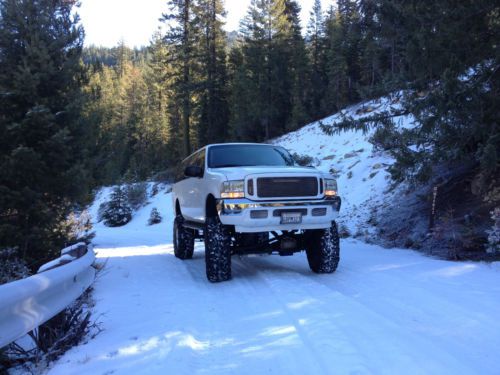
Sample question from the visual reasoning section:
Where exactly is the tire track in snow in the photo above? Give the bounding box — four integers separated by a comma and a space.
235, 254, 480, 375
305, 251, 500, 374
232, 255, 368, 374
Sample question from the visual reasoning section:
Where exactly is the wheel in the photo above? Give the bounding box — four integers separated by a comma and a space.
305, 221, 340, 273
173, 214, 194, 259
204, 215, 231, 282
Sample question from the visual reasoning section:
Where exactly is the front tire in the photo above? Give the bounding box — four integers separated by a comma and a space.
305, 221, 340, 273
205, 215, 231, 282
173, 215, 194, 259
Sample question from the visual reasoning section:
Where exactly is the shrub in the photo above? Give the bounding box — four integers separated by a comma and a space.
151, 183, 160, 197
148, 208, 162, 226
291, 152, 317, 167
1, 288, 100, 372
151, 168, 175, 184
101, 187, 132, 227
124, 182, 148, 210
62, 210, 95, 244
338, 223, 351, 238
0, 248, 30, 284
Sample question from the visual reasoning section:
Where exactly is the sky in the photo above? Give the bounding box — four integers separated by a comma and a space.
78, 0, 331, 48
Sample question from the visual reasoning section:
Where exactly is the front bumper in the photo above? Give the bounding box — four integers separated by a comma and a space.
217, 197, 341, 233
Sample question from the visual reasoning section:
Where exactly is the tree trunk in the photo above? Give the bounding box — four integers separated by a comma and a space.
182, 0, 191, 156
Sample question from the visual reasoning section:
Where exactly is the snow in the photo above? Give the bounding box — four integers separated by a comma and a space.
45, 98, 500, 375
37, 254, 76, 273
45, 183, 500, 375
38, 242, 88, 273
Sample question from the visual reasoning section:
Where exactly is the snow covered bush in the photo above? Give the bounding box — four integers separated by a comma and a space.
125, 182, 148, 210
291, 153, 319, 167
0, 248, 30, 284
338, 223, 351, 238
100, 187, 132, 227
148, 208, 162, 226
62, 209, 95, 244
151, 183, 160, 197
486, 208, 500, 254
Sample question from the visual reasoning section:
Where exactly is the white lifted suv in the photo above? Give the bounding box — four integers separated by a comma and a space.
172, 143, 341, 282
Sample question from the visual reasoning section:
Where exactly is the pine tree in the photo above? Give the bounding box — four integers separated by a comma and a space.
196, 0, 229, 145
148, 207, 163, 226
391, 0, 499, 185
306, 0, 328, 118
322, 6, 349, 112
0, 0, 90, 267
229, 0, 310, 140
272, 0, 310, 131
101, 187, 132, 227
231, 0, 274, 140
357, 0, 385, 97
0, 0, 89, 263
142, 30, 176, 172
162, 0, 199, 157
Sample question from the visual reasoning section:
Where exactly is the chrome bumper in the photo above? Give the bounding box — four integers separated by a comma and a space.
216, 197, 341, 233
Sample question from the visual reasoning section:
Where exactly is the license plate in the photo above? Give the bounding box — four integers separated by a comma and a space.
281, 212, 302, 224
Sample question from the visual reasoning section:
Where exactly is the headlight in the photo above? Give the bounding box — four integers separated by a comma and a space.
221, 180, 245, 198
324, 179, 337, 197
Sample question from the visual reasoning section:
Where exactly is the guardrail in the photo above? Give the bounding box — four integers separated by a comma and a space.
0, 243, 95, 348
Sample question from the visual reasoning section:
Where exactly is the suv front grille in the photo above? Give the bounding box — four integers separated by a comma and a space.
256, 177, 318, 198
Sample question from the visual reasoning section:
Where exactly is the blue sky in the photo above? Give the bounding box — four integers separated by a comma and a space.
78, 0, 331, 48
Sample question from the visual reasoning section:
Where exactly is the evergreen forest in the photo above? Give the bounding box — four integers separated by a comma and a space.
0, 0, 498, 267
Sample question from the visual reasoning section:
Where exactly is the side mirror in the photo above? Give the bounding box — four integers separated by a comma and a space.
184, 165, 203, 178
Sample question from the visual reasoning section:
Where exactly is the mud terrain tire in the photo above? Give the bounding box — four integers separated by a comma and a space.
173, 215, 194, 259
205, 216, 231, 282
305, 221, 340, 273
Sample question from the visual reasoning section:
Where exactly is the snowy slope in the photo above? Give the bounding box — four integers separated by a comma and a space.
88, 184, 173, 248
274, 92, 412, 237
43, 182, 500, 375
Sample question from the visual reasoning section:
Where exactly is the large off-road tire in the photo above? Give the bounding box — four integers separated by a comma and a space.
173, 214, 194, 260
204, 215, 231, 282
305, 221, 340, 273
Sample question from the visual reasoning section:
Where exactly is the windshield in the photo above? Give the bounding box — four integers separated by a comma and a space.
208, 144, 295, 168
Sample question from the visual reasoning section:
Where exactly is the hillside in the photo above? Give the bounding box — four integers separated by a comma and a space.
274, 92, 411, 240
275, 92, 498, 260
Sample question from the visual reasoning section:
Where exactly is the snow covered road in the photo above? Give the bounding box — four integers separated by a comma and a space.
48, 211, 500, 375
